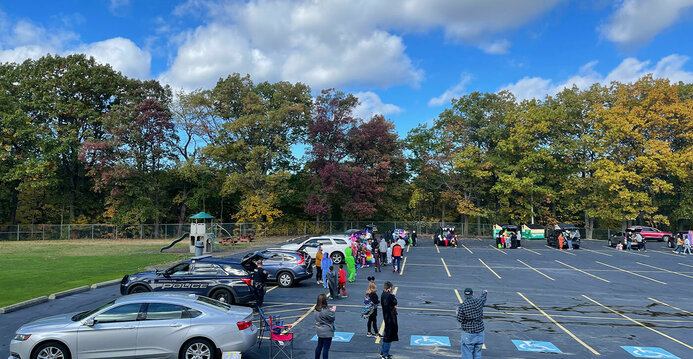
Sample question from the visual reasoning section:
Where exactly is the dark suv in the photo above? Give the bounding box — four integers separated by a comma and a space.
547, 223, 581, 249
607, 231, 642, 250
120, 255, 254, 305
242, 249, 313, 287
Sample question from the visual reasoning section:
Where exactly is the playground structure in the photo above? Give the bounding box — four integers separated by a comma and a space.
161, 212, 228, 253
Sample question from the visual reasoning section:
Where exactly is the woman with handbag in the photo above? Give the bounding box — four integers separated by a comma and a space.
365, 281, 381, 337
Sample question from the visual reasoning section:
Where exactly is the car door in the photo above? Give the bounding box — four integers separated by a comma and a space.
263, 253, 285, 280
77, 303, 143, 359
154, 262, 191, 292
299, 238, 320, 258
188, 262, 225, 292
135, 303, 193, 358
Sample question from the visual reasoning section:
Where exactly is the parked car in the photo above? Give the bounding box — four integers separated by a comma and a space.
120, 255, 255, 305
607, 231, 642, 249
546, 223, 581, 249
281, 236, 350, 264
8, 293, 256, 359
627, 226, 672, 242
241, 248, 313, 287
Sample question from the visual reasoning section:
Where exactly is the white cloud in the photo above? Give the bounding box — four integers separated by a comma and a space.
428, 74, 472, 106
500, 54, 693, 101
0, 17, 150, 79
479, 39, 511, 54
109, 0, 131, 14
161, 0, 561, 91
352, 91, 402, 120
600, 0, 693, 47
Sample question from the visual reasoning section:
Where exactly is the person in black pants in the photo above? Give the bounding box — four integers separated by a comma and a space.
366, 281, 381, 337
411, 231, 417, 246
252, 261, 269, 308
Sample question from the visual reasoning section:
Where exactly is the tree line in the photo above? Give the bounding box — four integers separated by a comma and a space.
1, 54, 692, 235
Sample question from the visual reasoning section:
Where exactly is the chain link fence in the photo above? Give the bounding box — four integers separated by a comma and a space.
0, 221, 621, 241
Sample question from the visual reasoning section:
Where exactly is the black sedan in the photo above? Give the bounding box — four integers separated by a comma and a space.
120, 255, 255, 305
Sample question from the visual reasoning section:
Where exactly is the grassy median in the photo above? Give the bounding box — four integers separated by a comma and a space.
0, 240, 189, 307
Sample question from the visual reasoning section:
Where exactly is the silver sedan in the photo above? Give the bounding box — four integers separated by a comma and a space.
9, 292, 257, 359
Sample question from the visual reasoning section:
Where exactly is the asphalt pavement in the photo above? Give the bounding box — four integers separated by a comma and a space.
2, 237, 692, 359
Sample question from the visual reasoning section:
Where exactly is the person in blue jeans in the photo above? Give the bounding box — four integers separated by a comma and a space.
314, 294, 336, 359
456, 288, 488, 359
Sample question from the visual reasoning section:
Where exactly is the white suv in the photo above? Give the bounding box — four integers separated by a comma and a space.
281, 236, 350, 264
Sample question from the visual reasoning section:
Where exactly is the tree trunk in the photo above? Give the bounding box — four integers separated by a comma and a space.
584, 210, 593, 239
463, 214, 469, 236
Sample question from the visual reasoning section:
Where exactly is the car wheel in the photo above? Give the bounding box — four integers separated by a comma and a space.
661, 236, 669, 243
210, 289, 233, 304
331, 252, 344, 264
180, 338, 216, 359
607, 239, 613, 247
278, 272, 294, 287
33, 341, 71, 359
667, 240, 674, 248
128, 284, 150, 294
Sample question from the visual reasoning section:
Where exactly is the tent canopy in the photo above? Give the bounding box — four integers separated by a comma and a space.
190, 212, 215, 219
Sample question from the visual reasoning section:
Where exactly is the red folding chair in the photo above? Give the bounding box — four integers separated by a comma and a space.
268, 315, 294, 359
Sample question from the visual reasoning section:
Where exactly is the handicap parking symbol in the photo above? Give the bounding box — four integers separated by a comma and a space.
512, 340, 562, 353
621, 346, 679, 358
311, 332, 354, 342
410, 335, 451, 346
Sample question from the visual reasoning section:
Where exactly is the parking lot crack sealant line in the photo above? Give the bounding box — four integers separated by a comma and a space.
518, 292, 601, 356
517, 259, 554, 280
441, 257, 451, 277
376, 287, 398, 344
582, 295, 693, 350
555, 260, 610, 283
648, 297, 693, 316
596, 261, 666, 284
637, 262, 693, 279
478, 258, 501, 279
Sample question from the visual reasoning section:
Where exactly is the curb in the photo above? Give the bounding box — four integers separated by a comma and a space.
48, 285, 91, 300
91, 279, 121, 289
0, 296, 49, 314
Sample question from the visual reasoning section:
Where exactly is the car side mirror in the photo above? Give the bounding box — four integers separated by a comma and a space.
84, 318, 96, 327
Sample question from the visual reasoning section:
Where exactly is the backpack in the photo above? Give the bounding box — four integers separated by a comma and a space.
361, 295, 375, 319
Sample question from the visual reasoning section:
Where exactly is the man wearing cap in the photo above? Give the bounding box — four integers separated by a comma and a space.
456, 288, 488, 359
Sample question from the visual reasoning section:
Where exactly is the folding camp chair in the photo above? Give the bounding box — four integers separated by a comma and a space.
268, 315, 294, 359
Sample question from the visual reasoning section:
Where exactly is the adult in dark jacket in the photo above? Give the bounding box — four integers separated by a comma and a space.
252, 261, 269, 308
326, 265, 339, 299
314, 294, 336, 359
366, 281, 381, 337
380, 281, 398, 359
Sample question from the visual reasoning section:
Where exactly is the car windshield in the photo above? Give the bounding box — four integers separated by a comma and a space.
196, 295, 231, 311
71, 300, 116, 321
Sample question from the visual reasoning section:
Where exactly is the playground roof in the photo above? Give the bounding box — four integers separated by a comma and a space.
190, 212, 215, 219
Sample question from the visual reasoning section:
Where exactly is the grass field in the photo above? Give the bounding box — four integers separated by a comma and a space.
0, 240, 189, 307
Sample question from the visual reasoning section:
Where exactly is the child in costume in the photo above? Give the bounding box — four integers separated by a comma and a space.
344, 247, 356, 282
321, 252, 333, 289
338, 264, 348, 298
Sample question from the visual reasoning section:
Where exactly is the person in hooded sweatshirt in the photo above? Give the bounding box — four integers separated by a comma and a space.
379, 236, 388, 265
380, 281, 398, 359
314, 294, 336, 359
326, 265, 339, 300
321, 252, 333, 289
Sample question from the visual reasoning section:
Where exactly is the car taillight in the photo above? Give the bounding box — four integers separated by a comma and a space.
237, 320, 252, 331
297, 254, 305, 265
241, 278, 252, 286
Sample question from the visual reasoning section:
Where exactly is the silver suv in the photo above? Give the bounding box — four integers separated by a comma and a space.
9, 292, 256, 359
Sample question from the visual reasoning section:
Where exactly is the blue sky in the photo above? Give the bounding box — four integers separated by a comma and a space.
1, 0, 693, 136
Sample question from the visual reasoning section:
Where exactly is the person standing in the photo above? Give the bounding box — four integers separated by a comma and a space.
316, 246, 324, 285
673, 234, 683, 253
637, 231, 646, 251
365, 281, 381, 338
314, 294, 336, 359
379, 236, 388, 265
391, 242, 402, 273
456, 288, 488, 359
557, 232, 564, 249
626, 232, 632, 250
326, 265, 339, 300
338, 264, 348, 298
252, 261, 269, 308
411, 231, 418, 247
397, 236, 406, 252
321, 252, 333, 289
566, 232, 573, 250
683, 235, 692, 255
380, 281, 398, 359
373, 245, 382, 272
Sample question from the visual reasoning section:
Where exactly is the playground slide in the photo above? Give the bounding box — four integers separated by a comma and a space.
160, 232, 190, 252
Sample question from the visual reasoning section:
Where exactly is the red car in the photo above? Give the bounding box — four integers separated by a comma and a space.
627, 226, 672, 242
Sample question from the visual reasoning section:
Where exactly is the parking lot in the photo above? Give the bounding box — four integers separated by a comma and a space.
2, 237, 692, 359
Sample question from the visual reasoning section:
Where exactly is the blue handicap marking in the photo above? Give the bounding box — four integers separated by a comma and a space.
311, 332, 354, 342
512, 340, 562, 353
410, 335, 451, 346
621, 346, 679, 359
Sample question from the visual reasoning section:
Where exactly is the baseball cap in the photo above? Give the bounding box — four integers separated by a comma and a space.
464, 288, 473, 298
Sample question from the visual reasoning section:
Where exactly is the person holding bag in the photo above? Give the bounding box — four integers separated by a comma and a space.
314, 294, 336, 359
364, 280, 381, 338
